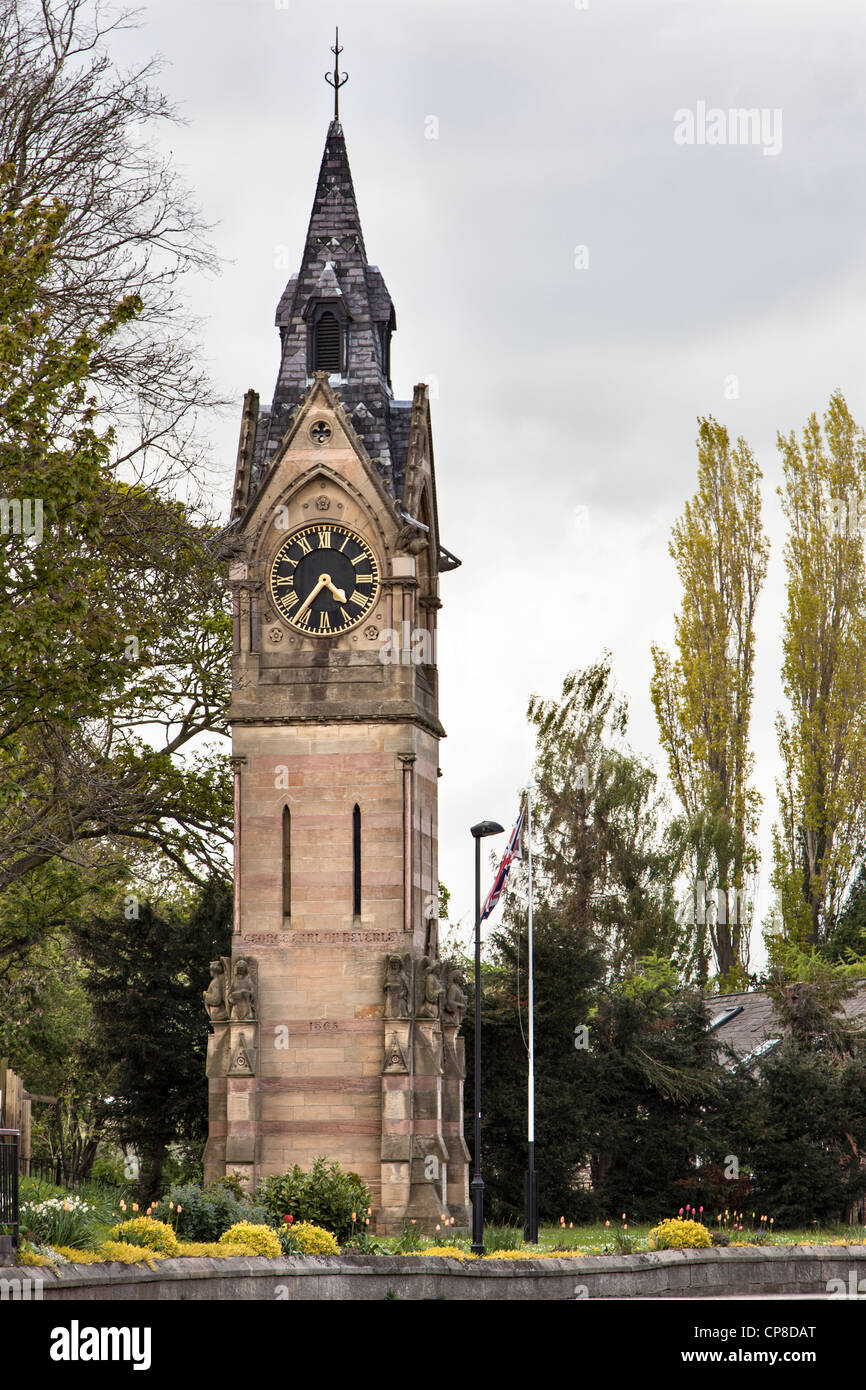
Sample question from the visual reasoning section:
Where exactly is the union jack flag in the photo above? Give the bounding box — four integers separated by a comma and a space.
480, 802, 526, 922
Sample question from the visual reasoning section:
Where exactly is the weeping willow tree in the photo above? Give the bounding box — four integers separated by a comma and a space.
651, 418, 769, 987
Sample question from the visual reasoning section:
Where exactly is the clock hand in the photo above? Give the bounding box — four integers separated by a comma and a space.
322, 577, 347, 603
294, 573, 329, 623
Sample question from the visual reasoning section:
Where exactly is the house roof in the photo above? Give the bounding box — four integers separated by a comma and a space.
707, 982, 866, 1063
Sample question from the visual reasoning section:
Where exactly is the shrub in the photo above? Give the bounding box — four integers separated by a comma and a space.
168, 1183, 270, 1243
648, 1218, 712, 1250
98, 1241, 165, 1267
15, 1244, 57, 1267
211, 1174, 247, 1201
19, 1194, 95, 1250
89, 1155, 126, 1187
289, 1222, 339, 1255
413, 1246, 471, 1259
176, 1242, 258, 1258
218, 1223, 282, 1258
107, 1217, 180, 1256
481, 1249, 537, 1260
256, 1157, 371, 1243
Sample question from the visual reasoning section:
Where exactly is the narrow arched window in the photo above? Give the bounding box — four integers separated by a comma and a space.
282, 806, 291, 922
352, 803, 361, 919
314, 310, 341, 372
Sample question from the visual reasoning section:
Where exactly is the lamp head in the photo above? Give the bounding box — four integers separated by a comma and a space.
471, 820, 505, 839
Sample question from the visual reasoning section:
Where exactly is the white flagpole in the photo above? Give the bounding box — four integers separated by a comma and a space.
524, 785, 538, 1241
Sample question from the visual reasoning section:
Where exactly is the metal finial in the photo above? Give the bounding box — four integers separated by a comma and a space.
325, 27, 348, 122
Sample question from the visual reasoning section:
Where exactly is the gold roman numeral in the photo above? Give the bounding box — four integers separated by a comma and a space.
296, 534, 312, 555
280, 591, 299, 610
355, 574, 373, 585
274, 576, 294, 587
339, 607, 352, 625
351, 552, 367, 566
317, 529, 331, 549
319, 610, 331, 632
350, 590, 368, 607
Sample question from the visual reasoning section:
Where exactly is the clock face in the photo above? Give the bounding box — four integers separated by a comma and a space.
269, 523, 380, 636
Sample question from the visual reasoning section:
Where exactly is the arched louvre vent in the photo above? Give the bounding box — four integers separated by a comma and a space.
314, 311, 341, 372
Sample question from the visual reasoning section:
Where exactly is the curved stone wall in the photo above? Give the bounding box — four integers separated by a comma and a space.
2, 1244, 865, 1300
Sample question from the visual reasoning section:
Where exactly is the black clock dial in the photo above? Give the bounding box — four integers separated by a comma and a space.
269, 523, 380, 636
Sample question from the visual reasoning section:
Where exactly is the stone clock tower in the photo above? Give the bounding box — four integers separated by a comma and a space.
202, 95, 469, 1233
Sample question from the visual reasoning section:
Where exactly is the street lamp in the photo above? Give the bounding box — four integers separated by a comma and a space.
470, 818, 504, 1256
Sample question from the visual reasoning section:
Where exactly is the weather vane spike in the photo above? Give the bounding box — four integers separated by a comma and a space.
325, 27, 348, 123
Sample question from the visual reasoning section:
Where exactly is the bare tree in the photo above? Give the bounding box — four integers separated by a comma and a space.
0, 0, 223, 486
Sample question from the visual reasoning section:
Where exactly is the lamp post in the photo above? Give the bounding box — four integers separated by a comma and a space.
470, 818, 504, 1257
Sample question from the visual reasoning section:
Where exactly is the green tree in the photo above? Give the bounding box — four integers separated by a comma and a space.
463, 902, 605, 1222
579, 956, 721, 1220
71, 877, 233, 1197
821, 865, 866, 965
528, 656, 680, 978
651, 417, 768, 986
0, 168, 233, 964
772, 391, 866, 947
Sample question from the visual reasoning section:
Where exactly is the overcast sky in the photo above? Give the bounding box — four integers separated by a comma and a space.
112, 0, 866, 967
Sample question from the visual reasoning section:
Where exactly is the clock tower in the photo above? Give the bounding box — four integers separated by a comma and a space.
203, 69, 468, 1233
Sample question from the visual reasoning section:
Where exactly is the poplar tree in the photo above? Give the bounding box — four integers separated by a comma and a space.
650, 418, 768, 986
772, 391, 866, 947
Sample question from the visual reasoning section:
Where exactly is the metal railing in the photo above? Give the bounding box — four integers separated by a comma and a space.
0, 1129, 20, 1248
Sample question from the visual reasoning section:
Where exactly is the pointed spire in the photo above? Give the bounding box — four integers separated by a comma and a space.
255, 101, 406, 497
325, 27, 348, 124
305, 118, 368, 264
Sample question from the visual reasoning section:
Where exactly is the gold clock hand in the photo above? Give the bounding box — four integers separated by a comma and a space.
322, 577, 347, 603
294, 573, 329, 623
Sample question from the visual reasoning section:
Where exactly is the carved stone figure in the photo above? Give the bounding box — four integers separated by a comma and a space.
418, 957, 443, 1019
442, 968, 467, 1028
203, 960, 228, 1021
383, 953, 411, 1019
229, 958, 256, 1021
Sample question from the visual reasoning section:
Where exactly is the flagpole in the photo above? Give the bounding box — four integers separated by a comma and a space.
524, 785, 539, 1242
